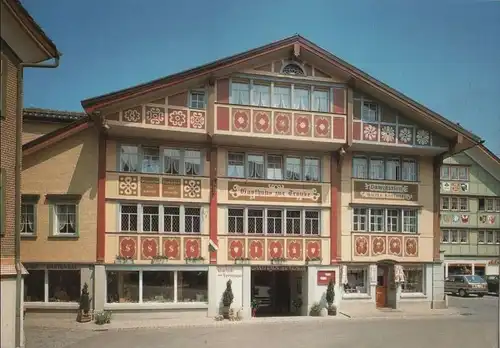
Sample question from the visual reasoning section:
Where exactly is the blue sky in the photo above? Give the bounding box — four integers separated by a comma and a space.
22, 0, 500, 155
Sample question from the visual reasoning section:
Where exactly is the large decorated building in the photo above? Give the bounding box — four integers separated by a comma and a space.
22, 35, 483, 319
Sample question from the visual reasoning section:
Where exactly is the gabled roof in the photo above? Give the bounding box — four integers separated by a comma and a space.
3, 0, 60, 59
465, 144, 500, 183
23, 116, 92, 156
81, 34, 481, 145
24, 108, 86, 123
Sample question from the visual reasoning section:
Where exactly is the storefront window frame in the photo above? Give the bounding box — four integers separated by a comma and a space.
342, 265, 370, 298
400, 264, 426, 297
105, 266, 209, 306
23, 265, 82, 304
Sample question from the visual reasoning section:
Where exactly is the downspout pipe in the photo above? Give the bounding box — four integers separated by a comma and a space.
15, 56, 59, 348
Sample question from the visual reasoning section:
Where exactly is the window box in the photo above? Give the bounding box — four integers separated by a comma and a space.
234, 257, 251, 265
150, 256, 169, 265
185, 257, 205, 264
114, 256, 134, 264
305, 257, 322, 265
271, 257, 286, 265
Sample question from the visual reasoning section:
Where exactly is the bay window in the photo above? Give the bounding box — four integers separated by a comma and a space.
352, 207, 419, 233
118, 145, 203, 176
352, 154, 418, 182
227, 152, 321, 182
228, 207, 321, 235
106, 270, 208, 304
119, 203, 202, 233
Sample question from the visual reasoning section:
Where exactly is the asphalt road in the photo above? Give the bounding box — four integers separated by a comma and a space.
25, 295, 500, 348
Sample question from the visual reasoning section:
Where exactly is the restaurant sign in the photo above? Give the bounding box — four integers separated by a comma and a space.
228, 181, 322, 203
252, 265, 306, 271
353, 180, 419, 202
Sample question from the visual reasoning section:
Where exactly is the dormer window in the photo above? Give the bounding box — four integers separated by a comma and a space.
282, 63, 305, 76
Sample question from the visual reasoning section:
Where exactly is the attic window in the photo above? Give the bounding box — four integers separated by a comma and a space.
282, 63, 305, 76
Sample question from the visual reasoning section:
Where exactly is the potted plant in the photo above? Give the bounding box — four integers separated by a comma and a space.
76, 283, 92, 323
326, 279, 336, 316
221, 279, 234, 319
151, 255, 169, 264
251, 299, 259, 317
305, 257, 322, 265
292, 297, 302, 315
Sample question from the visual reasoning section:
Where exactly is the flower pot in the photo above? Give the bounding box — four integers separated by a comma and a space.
252, 308, 257, 317
327, 305, 337, 316
222, 306, 230, 319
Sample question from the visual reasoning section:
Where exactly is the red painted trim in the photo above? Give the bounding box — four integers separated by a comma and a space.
209, 147, 218, 264
96, 133, 106, 262
23, 122, 91, 156
330, 153, 341, 263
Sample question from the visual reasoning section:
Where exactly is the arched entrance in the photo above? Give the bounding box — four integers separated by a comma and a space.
375, 260, 398, 309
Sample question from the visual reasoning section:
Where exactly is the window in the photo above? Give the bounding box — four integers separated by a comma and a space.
119, 204, 202, 233
227, 207, 320, 235
293, 87, 310, 110
54, 203, 78, 236
1, 55, 6, 119
479, 198, 500, 212
361, 101, 379, 122
24, 268, 81, 303
107, 270, 208, 304
440, 165, 469, 181
24, 270, 45, 302
401, 266, 424, 293
344, 267, 368, 294
352, 155, 418, 182
142, 271, 174, 303
231, 82, 250, 105
21, 203, 36, 235
177, 271, 208, 302
282, 63, 305, 76
252, 84, 271, 107
441, 229, 468, 244
273, 86, 291, 109
478, 230, 500, 244
119, 145, 203, 176
353, 207, 418, 233
227, 152, 321, 182
312, 90, 329, 112
441, 197, 468, 212
189, 91, 205, 109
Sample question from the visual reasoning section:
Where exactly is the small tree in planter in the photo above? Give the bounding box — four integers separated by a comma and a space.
76, 283, 92, 323
251, 299, 259, 317
326, 279, 336, 316
221, 280, 234, 319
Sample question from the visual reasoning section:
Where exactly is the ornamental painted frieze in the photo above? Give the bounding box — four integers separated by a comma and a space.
397, 126, 413, 144
286, 239, 303, 260
167, 109, 188, 128
479, 215, 497, 224
189, 111, 206, 129
163, 238, 181, 260
305, 239, 321, 259
404, 237, 418, 257
372, 236, 386, 256
388, 236, 403, 257
268, 239, 285, 259
363, 124, 378, 141
440, 182, 469, 193
253, 111, 271, 133
274, 112, 292, 135
415, 129, 431, 146
228, 238, 245, 260
314, 116, 331, 138
441, 214, 470, 224
353, 235, 369, 256
353, 235, 418, 258
183, 179, 202, 199
122, 106, 142, 123
119, 236, 137, 259
145, 106, 165, 125
380, 125, 396, 143
248, 239, 265, 260
118, 176, 138, 196
184, 238, 201, 259
141, 237, 159, 259
232, 109, 250, 132
294, 114, 312, 136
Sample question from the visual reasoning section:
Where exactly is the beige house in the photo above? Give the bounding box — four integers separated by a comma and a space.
21, 109, 100, 310
1, 0, 60, 346
74, 35, 480, 318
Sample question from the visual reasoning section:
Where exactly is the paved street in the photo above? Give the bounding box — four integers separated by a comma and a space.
26, 296, 499, 348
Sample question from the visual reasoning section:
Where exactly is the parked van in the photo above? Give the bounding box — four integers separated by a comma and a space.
444, 275, 488, 297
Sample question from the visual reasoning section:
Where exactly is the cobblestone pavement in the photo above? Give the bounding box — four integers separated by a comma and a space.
26, 296, 499, 348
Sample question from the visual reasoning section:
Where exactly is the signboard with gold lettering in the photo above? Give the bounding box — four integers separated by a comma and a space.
353, 180, 418, 202
227, 181, 322, 203
162, 178, 182, 198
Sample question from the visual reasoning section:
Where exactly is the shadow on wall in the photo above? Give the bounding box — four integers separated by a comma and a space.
22, 127, 99, 199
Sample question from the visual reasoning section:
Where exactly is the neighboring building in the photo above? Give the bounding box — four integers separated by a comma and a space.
440, 145, 500, 277
21, 109, 98, 311
0, 0, 60, 346
77, 35, 480, 317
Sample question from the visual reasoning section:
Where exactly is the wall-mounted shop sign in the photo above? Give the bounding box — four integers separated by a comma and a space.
24, 263, 81, 270
228, 181, 322, 203
317, 270, 335, 285
252, 265, 306, 272
353, 180, 418, 202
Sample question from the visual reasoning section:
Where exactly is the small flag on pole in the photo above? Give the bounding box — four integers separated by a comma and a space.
209, 239, 218, 252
